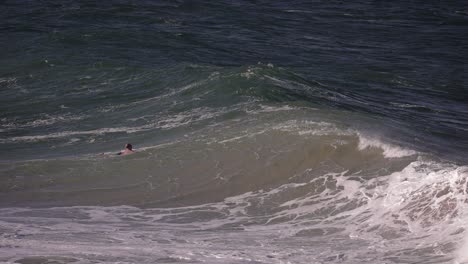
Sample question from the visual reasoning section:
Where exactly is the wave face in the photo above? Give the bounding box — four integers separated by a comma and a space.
1, 1, 467, 263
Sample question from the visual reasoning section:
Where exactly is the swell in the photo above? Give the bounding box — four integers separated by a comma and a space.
2, 63, 466, 162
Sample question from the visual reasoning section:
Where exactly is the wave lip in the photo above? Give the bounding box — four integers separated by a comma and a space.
357, 133, 417, 158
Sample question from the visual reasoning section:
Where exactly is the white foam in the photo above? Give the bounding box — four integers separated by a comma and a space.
257, 159, 468, 258
272, 120, 352, 137
0, 126, 146, 143
0, 113, 87, 133
156, 107, 219, 129
455, 231, 468, 264
1, 160, 466, 263
350, 160, 468, 243
0, 77, 17, 84
24, 114, 86, 128
246, 104, 296, 114
358, 133, 417, 158
335, 176, 362, 200
390, 102, 424, 109
240, 66, 257, 79
1, 107, 226, 143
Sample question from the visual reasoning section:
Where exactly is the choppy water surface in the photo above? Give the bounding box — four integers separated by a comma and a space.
1, 1, 467, 263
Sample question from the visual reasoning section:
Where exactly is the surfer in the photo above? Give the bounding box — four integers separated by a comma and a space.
117, 143, 135, 155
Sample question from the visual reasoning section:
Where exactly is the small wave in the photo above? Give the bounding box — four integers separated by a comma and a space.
245, 104, 297, 114
357, 133, 417, 158
126, 71, 221, 108
0, 114, 87, 134
239, 63, 274, 79
1, 126, 144, 143
390, 102, 424, 109
244, 103, 319, 115
1, 107, 227, 143
0, 77, 18, 87
28, 114, 85, 128
272, 120, 352, 137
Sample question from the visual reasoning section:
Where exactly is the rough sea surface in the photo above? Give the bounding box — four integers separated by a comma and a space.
1, 1, 467, 263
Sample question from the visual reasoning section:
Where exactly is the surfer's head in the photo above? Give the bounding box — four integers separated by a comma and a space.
125, 143, 133, 150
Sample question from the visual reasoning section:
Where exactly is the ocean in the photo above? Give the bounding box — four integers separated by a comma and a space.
1, 1, 467, 263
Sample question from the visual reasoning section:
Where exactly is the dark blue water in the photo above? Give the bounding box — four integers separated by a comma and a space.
1, 1, 468, 263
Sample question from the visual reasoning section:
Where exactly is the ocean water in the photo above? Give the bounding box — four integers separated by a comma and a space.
1, 1, 468, 263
